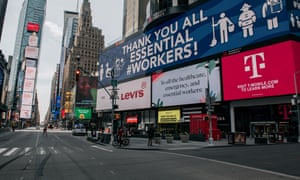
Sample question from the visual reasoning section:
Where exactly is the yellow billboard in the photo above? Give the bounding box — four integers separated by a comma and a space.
158, 109, 181, 124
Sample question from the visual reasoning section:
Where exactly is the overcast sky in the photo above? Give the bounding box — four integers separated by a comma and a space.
0, 0, 123, 121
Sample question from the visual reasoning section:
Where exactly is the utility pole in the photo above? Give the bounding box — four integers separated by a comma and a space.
205, 63, 214, 145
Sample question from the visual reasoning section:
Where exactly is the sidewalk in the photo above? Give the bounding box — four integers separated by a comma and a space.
96, 137, 255, 151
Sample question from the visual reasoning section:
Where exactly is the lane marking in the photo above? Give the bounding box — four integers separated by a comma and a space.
91, 145, 113, 153
0, 148, 7, 154
38, 147, 46, 155
3, 147, 19, 156
49, 147, 58, 154
157, 151, 300, 180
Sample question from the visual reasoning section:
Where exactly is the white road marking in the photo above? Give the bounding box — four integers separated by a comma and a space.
49, 147, 58, 154
19, 147, 32, 156
38, 147, 46, 155
91, 145, 113, 152
0, 148, 7, 154
3, 147, 19, 156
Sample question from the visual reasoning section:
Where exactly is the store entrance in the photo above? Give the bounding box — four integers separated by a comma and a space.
235, 104, 292, 136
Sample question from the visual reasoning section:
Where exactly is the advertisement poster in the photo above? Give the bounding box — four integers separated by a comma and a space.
222, 40, 296, 100
23, 79, 35, 92
75, 107, 92, 120
75, 76, 97, 107
158, 109, 181, 124
21, 92, 33, 105
25, 67, 36, 79
96, 77, 151, 111
152, 60, 221, 107
99, 0, 293, 86
20, 105, 32, 119
24, 46, 39, 59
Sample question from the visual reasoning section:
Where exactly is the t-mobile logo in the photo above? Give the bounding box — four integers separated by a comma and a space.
244, 52, 266, 79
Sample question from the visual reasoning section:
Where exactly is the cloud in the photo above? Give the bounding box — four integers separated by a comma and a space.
44, 20, 63, 38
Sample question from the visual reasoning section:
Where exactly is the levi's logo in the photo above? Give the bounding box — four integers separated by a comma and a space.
244, 52, 266, 79
120, 90, 144, 100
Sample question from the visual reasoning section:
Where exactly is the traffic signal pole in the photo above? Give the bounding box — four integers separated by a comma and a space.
76, 65, 118, 144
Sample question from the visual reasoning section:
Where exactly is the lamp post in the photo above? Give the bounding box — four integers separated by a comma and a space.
293, 70, 300, 143
205, 63, 214, 145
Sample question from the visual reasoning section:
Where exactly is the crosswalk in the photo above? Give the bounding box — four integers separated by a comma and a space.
0, 146, 73, 157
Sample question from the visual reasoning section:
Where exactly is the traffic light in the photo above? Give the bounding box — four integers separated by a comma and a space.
75, 69, 80, 81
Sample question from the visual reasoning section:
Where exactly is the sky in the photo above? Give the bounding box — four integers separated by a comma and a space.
0, 0, 123, 121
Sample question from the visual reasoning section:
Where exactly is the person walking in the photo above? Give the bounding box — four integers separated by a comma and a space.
117, 127, 123, 147
147, 125, 154, 146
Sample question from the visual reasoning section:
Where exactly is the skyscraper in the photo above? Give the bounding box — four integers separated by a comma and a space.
122, 0, 148, 38
61, 0, 104, 123
0, 0, 8, 41
7, 0, 46, 124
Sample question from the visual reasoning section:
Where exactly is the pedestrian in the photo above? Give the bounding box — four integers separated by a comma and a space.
117, 127, 123, 147
43, 126, 47, 136
147, 125, 154, 146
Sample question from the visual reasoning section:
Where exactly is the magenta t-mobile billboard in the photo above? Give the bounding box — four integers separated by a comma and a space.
222, 40, 299, 101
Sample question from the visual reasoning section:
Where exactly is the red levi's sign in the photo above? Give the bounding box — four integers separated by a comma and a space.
222, 41, 298, 101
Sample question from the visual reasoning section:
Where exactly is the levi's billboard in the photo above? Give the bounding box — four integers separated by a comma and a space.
96, 77, 151, 111
222, 40, 299, 101
99, 0, 296, 86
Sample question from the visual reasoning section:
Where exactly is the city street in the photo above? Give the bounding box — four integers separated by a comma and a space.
0, 129, 300, 180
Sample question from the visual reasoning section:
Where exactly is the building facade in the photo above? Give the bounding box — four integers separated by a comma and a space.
61, 0, 104, 126
122, 0, 148, 38
96, 0, 300, 142
6, 0, 46, 127
0, 0, 8, 41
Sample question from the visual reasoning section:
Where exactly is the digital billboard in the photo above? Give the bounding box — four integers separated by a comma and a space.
75, 76, 97, 107
152, 59, 221, 107
99, 0, 295, 86
96, 77, 151, 111
75, 107, 92, 120
222, 40, 298, 101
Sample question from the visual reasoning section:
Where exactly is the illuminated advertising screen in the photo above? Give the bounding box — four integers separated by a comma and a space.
27, 22, 40, 32
25, 67, 36, 79
96, 77, 151, 111
22, 92, 33, 105
99, 0, 294, 86
23, 79, 35, 92
75, 107, 92, 120
158, 109, 181, 124
25, 46, 39, 59
222, 40, 298, 100
20, 105, 32, 119
75, 76, 97, 107
152, 59, 221, 107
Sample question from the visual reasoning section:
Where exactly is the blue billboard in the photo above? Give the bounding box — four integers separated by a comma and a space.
99, 0, 298, 86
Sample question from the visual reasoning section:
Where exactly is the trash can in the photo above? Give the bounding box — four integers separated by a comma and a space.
103, 134, 111, 144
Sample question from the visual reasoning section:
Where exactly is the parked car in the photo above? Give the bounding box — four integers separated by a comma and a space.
72, 123, 86, 136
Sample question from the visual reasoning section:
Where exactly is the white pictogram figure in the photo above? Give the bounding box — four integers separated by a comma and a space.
293, 0, 300, 9
99, 64, 104, 80
244, 53, 265, 79
297, 16, 300, 29
238, 3, 256, 38
262, 0, 283, 30
105, 62, 112, 78
210, 13, 234, 47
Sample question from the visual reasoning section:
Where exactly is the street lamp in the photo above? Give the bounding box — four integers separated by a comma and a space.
293, 70, 300, 143
205, 63, 214, 145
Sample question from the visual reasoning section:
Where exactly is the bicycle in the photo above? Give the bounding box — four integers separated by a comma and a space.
112, 134, 130, 147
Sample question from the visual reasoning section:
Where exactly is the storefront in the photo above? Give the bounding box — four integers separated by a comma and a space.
222, 40, 300, 138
